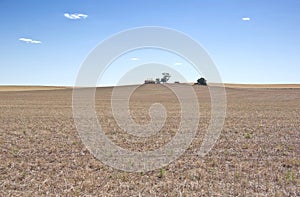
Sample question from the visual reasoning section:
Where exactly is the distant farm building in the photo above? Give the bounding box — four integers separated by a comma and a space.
144, 79, 155, 84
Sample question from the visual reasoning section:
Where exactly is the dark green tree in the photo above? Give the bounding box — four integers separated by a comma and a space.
197, 77, 207, 86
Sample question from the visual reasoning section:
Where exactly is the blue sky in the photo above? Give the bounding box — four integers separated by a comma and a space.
0, 0, 299, 85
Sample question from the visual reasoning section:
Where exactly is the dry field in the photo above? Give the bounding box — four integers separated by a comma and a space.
0, 86, 68, 92
0, 84, 299, 196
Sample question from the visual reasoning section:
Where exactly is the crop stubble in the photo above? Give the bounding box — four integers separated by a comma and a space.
0, 85, 299, 196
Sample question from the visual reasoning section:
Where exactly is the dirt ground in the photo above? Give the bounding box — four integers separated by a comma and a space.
0, 85, 299, 196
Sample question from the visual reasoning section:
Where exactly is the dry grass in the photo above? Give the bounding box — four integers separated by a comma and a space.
0, 86, 68, 92
223, 83, 300, 89
0, 85, 299, 196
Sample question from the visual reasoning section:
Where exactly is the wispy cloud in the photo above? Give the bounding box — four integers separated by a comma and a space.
19, 38, 41, 44
174, 62, 182, 66
242, 17, 251, 21
130, 57, 139, 61
64, 13, 88, 20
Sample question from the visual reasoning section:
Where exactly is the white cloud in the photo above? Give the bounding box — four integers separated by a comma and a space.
130, 57, 139, 61
64, 13, 88, 20
174, 62, 182, 66
242, 17, 251, 21
19, 38, 41, 44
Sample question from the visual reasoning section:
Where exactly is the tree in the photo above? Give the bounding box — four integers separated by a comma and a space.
155, 78, 161, 84
161, 73, 171, 83
197, 77, 207, 86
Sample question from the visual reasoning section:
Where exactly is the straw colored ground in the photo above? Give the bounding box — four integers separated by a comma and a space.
0, 84, 299, 196
0, 86, 68, 92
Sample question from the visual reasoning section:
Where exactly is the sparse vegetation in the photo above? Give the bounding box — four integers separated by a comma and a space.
285, 170, 295, 182
0, 85, 299, 195
158, 168, 167, 178
245, 133, 251, 139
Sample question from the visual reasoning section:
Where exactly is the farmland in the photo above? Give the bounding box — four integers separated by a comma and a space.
0, 84, 299, 196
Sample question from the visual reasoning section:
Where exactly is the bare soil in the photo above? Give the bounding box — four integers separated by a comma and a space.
0, 84, 299, 196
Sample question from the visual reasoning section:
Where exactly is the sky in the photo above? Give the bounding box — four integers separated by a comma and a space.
0, 0, 299, 86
